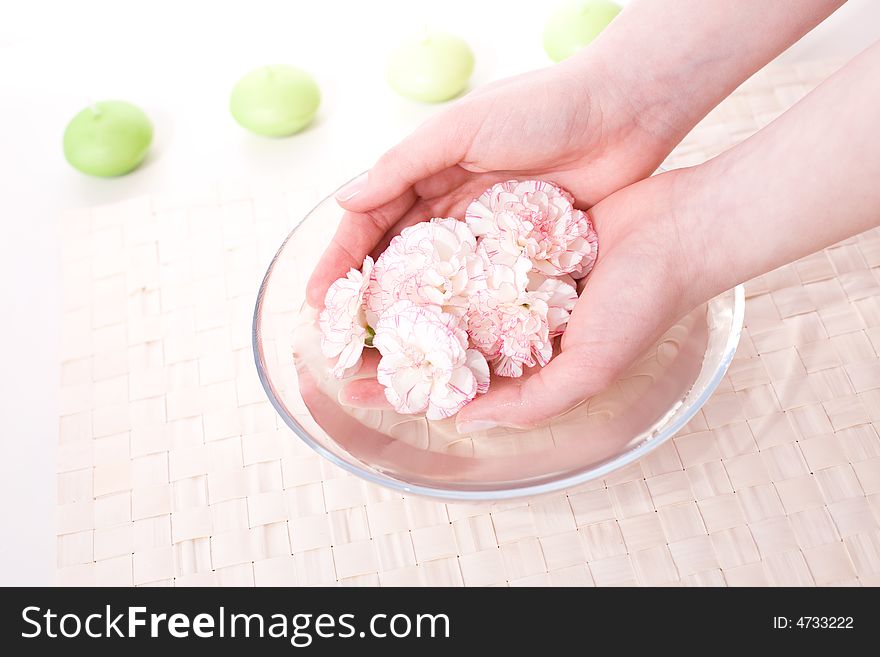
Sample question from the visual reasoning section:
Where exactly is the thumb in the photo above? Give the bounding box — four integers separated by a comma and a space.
335, 109, 470, 212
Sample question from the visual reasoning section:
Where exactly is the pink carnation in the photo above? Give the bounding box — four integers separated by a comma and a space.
373, 300, 490, 420
467, 254, 555, 378
465, 179, 598, 278
318, 257, 374, 379
367, 218, 485, 318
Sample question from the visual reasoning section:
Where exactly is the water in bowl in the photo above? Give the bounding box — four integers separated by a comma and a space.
289, 302, 708, 492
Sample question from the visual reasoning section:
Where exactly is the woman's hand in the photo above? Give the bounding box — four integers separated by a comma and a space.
339, 168, 710, 432
454, 170, 705, 431
337, 40, 880, 430
306, 0, 857, 431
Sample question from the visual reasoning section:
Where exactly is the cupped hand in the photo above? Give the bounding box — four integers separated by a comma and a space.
454, 169, 711, 430
306, 56, 680, 307
339, 168, 716, 431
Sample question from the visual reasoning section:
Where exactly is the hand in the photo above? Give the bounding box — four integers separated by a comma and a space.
306, 55, 679, 307
306, 0, 864, 431
456, 170, 706, 430
339, 169, 711, 431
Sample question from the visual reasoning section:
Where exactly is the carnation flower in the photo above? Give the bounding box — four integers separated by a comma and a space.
319, 257, 374, 379
465, 179, 598, 278
373, 300, 490, 420
467, 254, 556, 378
367, 218, 485, 318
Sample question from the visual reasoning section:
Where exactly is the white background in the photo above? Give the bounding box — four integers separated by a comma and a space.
0, 0, 877, 585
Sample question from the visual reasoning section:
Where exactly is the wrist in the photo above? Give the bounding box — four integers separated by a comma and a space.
667, 164, 725, 305
562, 46, 684, 155
562, 21, 701, 154
565, 0, 844, 156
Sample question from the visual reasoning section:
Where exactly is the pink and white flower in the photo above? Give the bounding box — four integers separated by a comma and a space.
319, 257, 374, 379
467, 253, 556, 378
465, 179, 598, 279
367, 218, 485, 319
373, 300, 490, 420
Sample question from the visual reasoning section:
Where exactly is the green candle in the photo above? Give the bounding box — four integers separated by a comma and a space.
230, 65, 321, 137
387, 32, 474, 103
543, 0, 621, 62
63, 101, 153, 177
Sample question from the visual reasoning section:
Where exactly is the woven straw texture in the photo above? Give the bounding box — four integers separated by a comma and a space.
57, 61, 880, 587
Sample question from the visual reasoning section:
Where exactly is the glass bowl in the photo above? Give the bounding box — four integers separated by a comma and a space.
253, 179, 745, 501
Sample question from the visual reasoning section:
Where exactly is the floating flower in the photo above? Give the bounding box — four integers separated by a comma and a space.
467, 254, 555, 378
367, 218, 485, 318
465, 179, 598, 278
319, 257, 374, 379
373, 300, 490, 420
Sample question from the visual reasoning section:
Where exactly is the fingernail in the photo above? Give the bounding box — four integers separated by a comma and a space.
335, 172, 367, 202
456, 420, 497, 435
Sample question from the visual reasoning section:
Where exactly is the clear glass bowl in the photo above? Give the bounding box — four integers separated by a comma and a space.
253, 180, 745, 501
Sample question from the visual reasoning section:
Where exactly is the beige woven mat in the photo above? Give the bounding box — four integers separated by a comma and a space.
57, 60, 880, 587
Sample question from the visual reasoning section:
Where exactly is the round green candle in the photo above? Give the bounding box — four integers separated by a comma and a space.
544, 0, 621, 62
230, 65, 321, 137
63, 101, 153, 177
387, 32, 474, 103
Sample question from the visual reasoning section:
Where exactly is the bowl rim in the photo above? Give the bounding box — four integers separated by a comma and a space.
252, 180, 746, 501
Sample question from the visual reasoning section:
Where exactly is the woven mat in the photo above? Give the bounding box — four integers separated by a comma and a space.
57, 60, 880, 587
